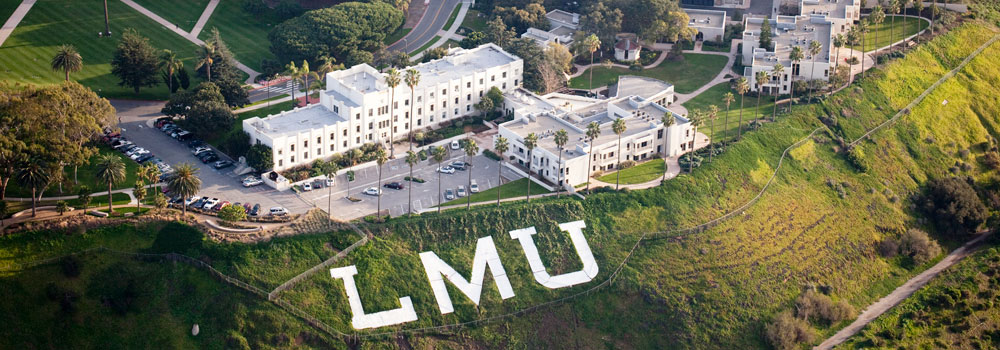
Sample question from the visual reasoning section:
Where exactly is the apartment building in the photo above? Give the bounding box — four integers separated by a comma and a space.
243, 44, 524, 171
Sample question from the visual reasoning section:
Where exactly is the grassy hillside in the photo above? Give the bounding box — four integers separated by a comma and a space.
1, 20, 999, 350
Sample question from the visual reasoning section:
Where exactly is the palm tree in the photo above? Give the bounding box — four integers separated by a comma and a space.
585, 122, 600, 193
553, 129, 568, 196
77, 186, 91, 216
789, 46, 803, 108
195, 42, 216, 82
755, 70, 768, 125
493, 137, 508, 206
846, 26, 860, 84
17, 161, 49, 217
706, 105, 719, 162
807, 40, 822, 98
463, 139, 479, 210
722, 92, 735, 141
51, 45, 82, 81
102, 0, 110, 35
374, 147, 388, 220
322, 160, 340, 219
386, 68, 401, 157
889, 0, 900, 49
858, 20, 870, 78
345, 148, 362, 198
736, 77, 750, 139
581, 34, 601, 90
914, 1, 924, 36
405, 69, 420, 151
432, 146, 447, 212
316, 54, 339, 76
612, 118, 626, 190
871, 6, 885, 53
523, 133, 538, 202
285, 61, 301, 103
832, 34, 845, 92
660, 113, 675, 183
687, 111, 704, 173
167, 163, 201, 216
94, 154, 125, 214
159, 49, 183, 93
299, 60, 316, 104
138, 163, 160, 205
133, 182, 145, 213
405, 151, 418, 214
771, 63, 785, 122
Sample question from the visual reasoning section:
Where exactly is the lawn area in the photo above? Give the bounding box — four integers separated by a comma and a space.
682, 82, 778, 143
0, 0, 206, 100
411, 35, 441, 56
132, 0, 209, 32
2, 145, 140, 199
443, 4, 462, 31
2, 192, 132, 218
384, 26, 411, 45
0, 0, 21, 22
99, 206, 150, 215
459, 9, 487, 32
443, 39, 462, 49
568, 53, 729, 93
439, 177, 551, 206
195, 0, 278, 71
596, 158, 665, 185
852, 15, 929, 52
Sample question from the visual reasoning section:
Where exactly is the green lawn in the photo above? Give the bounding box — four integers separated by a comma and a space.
384, 26, 411, 45
852, 15, 929, 52
459, 9, 487, 32
195, 0, 278, 71
597, 158, 665, 185
682, 82, 778, 143
99, 206, 149, 215
0, 0, 207, 100
569, 53, 729, 94
3, 146, 140, 199
3, 192, 132, 218
132, 0, 209, 32
440, 177, 551, 206
411, 35, 441, 56
443, 4, 462, 31
0, 0, 21, 22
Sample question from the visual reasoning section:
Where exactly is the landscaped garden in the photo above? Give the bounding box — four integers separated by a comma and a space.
852, 15, 930, 52
132, 0, 209, 32
0, 0, 206, 100
596, 158, 665, 185
459, 9, 488, 32
681, 82, 778, 143
568, 53, 729, 93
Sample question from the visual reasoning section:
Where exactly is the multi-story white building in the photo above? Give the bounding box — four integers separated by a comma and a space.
496, 77, 692, 189
683, 9, 728, 43
521, 10, 579, 47
244, 44, 523, 171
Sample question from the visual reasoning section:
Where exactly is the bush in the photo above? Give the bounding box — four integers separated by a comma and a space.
483, 149, 502, 161
795, 290, 855, 325
921, 177, 988, 235
765, 311, 814, 350
218, 204, 247, 223
404, 176, 425, 183
981, 152, 1000, 169
878, 238, 900, 258
900, 228, 942, 265
618, 160, 636, 169
629, 63, 643, 71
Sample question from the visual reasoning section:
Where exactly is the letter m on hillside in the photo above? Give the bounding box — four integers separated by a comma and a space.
419, 236, 515, 314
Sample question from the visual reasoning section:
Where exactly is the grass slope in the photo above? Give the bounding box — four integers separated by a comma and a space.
682, 82, 778, 143
569, 53, 729, 93
131, 0, 209, 32
852, 15, 931, 52
0, 0, 206, 100
439, 177, 551, 206
195, 0, 278, 71
596, 158, 665, 185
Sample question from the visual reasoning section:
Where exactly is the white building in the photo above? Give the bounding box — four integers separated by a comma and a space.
683, 9, 728, 43
496, 77, 692, 189
244, 44, 523, 171
521, 10, 579, 47
614, 38, 641, 62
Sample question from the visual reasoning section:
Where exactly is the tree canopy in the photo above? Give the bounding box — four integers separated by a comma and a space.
268, 1, 404, 66
111, 29, 160, 94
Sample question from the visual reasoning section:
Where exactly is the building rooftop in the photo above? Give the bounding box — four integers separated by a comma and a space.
615, 38, 639, 51
745, 15, 833, 66
546, 9, 579, 28
801, 0, 857, 20
245, 104, 347, 137
611, 76, 674, 100
684, 9, 727, 30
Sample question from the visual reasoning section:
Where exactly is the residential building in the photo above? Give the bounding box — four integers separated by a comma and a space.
496, 77, 692, 189
244, 44, 523, 171
683, 9, 728, 43
521, 10, 579, 47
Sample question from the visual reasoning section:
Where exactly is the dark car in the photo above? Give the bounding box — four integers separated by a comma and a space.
213, 160, 233, 169
196, 151, 216, 161
191, 197, 208, 208
187, 139, 204, 148
243, 202, 252, 212
383, 182, 404, 190
450, 161, 469, 170
250, 204, 261, 217
136, 154, 155, 163
121, 144, 138, 153
200, 154, 220, 164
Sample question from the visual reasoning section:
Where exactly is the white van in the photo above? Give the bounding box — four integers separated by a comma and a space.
470, 179, 480, 193
269, 207, 289, 216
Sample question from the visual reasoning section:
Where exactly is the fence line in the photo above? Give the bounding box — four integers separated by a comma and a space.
269, 235, 369, 300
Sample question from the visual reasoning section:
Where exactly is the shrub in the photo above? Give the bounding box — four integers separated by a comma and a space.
218, 205, 247, 223
629, 63, 643, 71
921, 177, 988, 235
878, 238, 900, 257
795, 290, 856, 325
61, 256, 82, 278
982, 152, 1000, 169
847, 146, 870, 172
900, 228, 942, 265
483, 149, 502, 161
765, 311, 815, 350
618, 160, 636, 169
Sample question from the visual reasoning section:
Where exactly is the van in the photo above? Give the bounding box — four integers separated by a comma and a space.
470, 179, 479, 193
269, 207, 289, 216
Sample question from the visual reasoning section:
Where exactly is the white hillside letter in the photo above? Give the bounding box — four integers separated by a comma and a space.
509, 220, 599, 289
419, 236, 515, 315
329, 265, 419, 330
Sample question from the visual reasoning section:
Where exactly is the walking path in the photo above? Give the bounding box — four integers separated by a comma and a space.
120, 0, 260, 85
0, 0, 35, 47
410, 1, 469, 60
814, 231, 994, 349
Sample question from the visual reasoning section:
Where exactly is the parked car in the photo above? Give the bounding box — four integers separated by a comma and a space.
269, 207, 289, 216
192, 146, 211, 155
191, 197, 208, 208
112, 141, 132, 150
450, 140, 460, 150
250, 204, 261, 217
470, 179, 480, 193
136, 154, 155, 163
242, 202, 252, 212
444, 188, 455, 200
184, 196, 200, 206
213, 160, 233, 169
187, 139, 204, 148
126, 147, 146, 156
200, 154, 219, 164
213, 201, 230, 211
457, 185, 467, 197
302, 183, 312, 191
196, 151, 216, 161
326, 178, 334, 187
363, 187, 381, 196
242, 177, 263, 187
202, 198, 219, 210
383, 182, 404, 190
450, 161, 468, 170
437, 166, 456, 174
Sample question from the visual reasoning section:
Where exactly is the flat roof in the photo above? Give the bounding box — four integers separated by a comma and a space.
546, 9, 578, 26
684, 9, 727, 29
246, 104, 347, 137
612, 76, 674, 99
746, 16, 833, 65
801, 0, 857, 20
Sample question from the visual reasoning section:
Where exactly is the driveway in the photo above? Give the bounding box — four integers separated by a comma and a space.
386, 0, 461, 53
112, 100, 314, 215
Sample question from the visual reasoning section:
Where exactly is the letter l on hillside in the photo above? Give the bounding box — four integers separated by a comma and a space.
330, 265, 419, 329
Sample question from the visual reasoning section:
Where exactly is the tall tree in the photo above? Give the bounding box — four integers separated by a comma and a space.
807, 40, 822, 98
554, 129, 568, 196
485, 16, 515, 47
345, 148, 362, 198
771, 63, 785, 122
585, 122, 600, 193
736, 77, 750, 139
789, 46, 803, 108
612, 118, 626, 190
374, 146, 387, 220
76, 186, 91, 216
687, 111, 703, 173
159, 49, 184, 94
195, 42, 216, 83
17, 160, 49, 217
706, 105, 719, 162
889, 0, 900, 49
51, 45, 82, 81
579, 34, 601, 91
322, 160, 340, 219
832, 34, 845, 92
103, 0, 110, 35
523, 133, 538, 202
138, 163, 160, 205
759, 17, 773, 50
385, 68, 401, 157
405, 150, 418, 214
871, 6, 886, 53
493, 137, 508, 206
111, 29, 160, 94
0, 200, 6, 226
167, 163, 201, 216
404, 69, 420, 150
298, 60, 317, 104
432, 146, 446, 212
284, 61, 301, 103
847, 25, 860, 84
858, 20, 870, 78
660, 113, 675, 183
722, 92, 735, 141
578, 1, 623, 47
94, 154, 125, 214
463, 139, 479, 210
133, 181, 145, 213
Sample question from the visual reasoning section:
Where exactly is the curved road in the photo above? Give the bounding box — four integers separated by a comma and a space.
387, 0, 462, 53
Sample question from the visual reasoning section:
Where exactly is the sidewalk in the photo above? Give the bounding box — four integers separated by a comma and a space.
0, 0, 35, 47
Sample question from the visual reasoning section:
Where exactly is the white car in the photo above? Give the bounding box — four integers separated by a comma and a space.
362, 187, 381, 196
242, 178, 263, 187
444, 188, 455, 200
192, 146, 211, 155
202, 198, 219, 210
450, 140, 461, 150
126, 147, 145, 156
184, 196, 200, 206
269, 207, 289, 216
437, 166, 456, 174
470, 180, 480, 193
326, 178, 335, 187
302, 183, 312, 191
457, 185, 467, 197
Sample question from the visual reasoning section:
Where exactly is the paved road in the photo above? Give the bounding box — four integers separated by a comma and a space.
814, 231, 994, 349
387, 0, 462, 53
248, 79, 301, 103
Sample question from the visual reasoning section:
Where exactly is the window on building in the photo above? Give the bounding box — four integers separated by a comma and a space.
368, 122, 373, 130
279, 159, 283, 167
369, 109, 373, 116
417, 96, 421, 102
278, 149, 283, 155
418, 108, 422, 115
334, 106, 339, 113
491, 75, 495, 81
454, 108, 458, 115
657, 130, 663, 138
417, 119, 422, 126
454, 97, 458, 104
356, 113, 360, 120
356, 126, 360, 132
466, 105, 471, 112
515, 79, 519, 86
479, 91, 483, 97
442, 89, 446, 95
304, 152, 308, 159
290, 144, 295, 151
502, 72, 507, 78
405, 99, 409, 106
467, 94, 471, 101
291, 156, 295, 162
317, 148, 321, 156
317, 137, 321, 144
343, 129, 347, 136
442, 112, 446, 119
431, 104, 435, 111
330, 144, 334, 151
442, 101, 447, 108
356, 137, 360, 143
430, 115, 434, 122
502, 83, 506, 89
343, 141, 347, 147
304, 140, 309, 148
479, 78, 483, 84
394, 101, 398, 109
